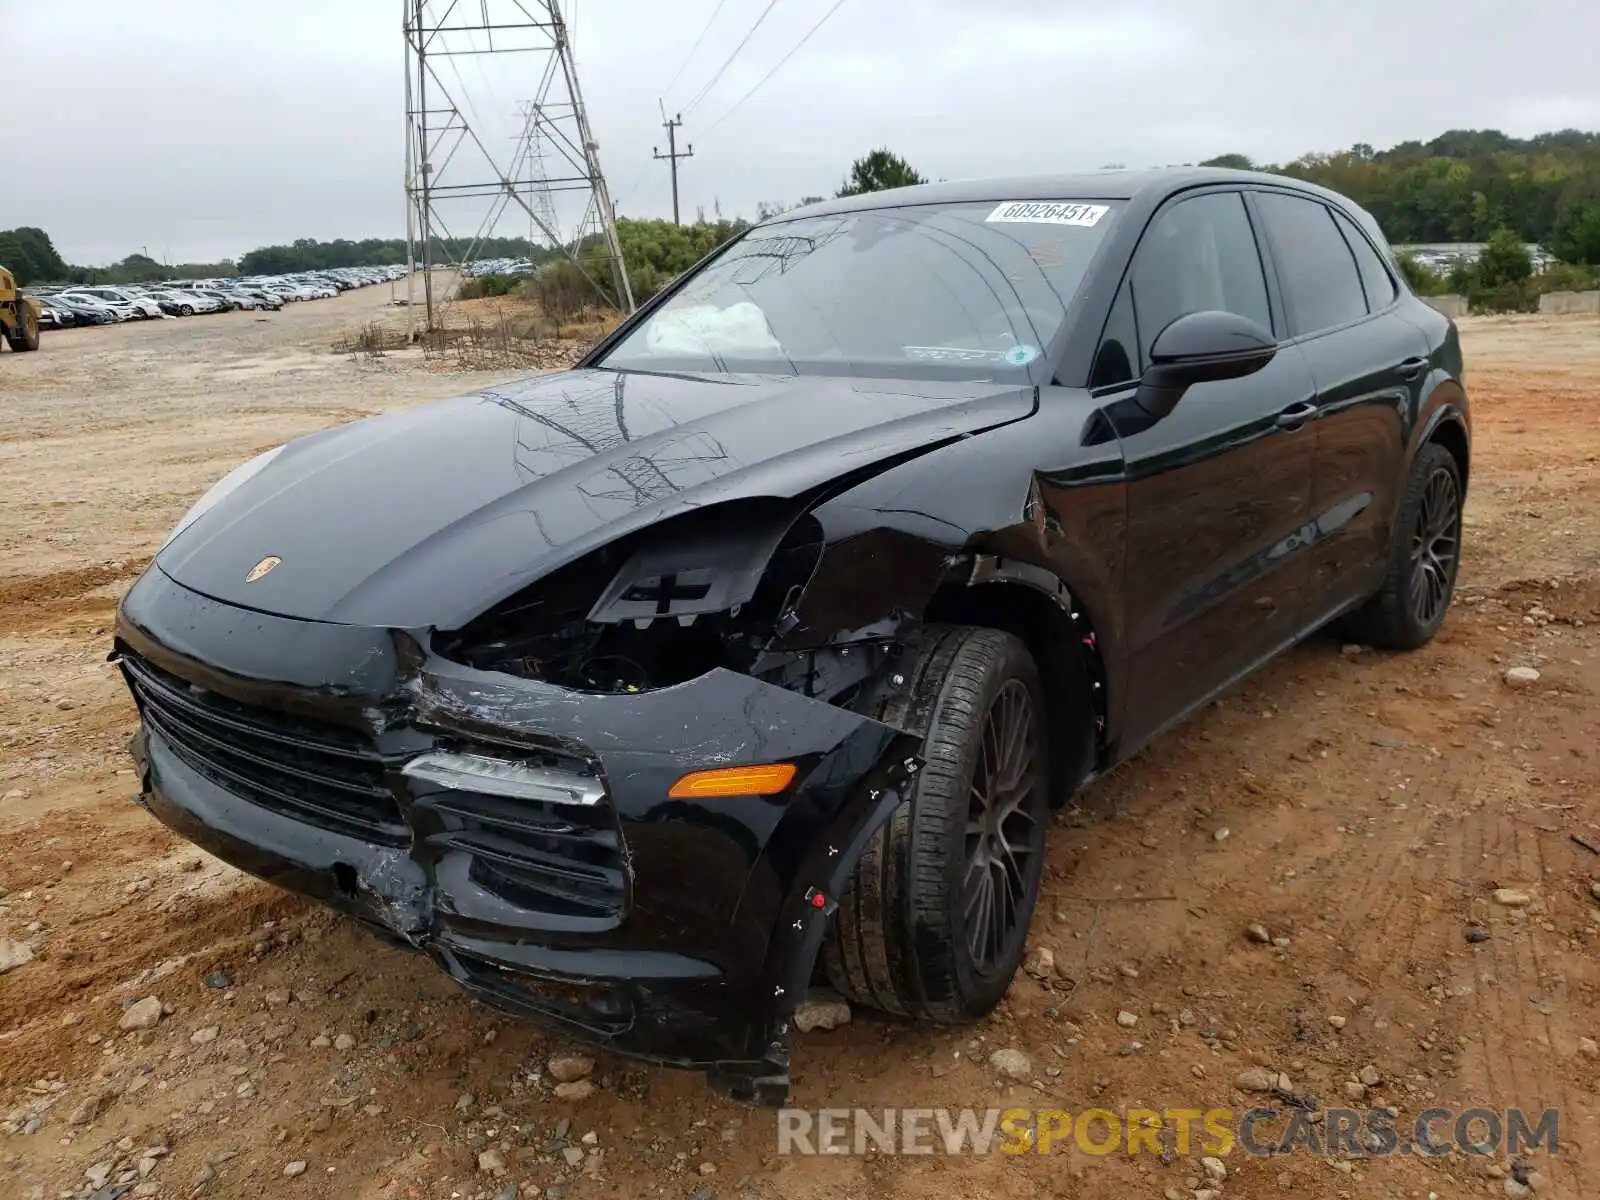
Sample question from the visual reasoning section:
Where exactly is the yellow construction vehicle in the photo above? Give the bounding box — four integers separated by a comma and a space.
1, 264, 42, 352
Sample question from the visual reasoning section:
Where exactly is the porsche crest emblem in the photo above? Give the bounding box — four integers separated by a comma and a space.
245, 556, 282, 583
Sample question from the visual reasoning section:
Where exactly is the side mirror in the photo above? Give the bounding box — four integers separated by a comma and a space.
1135, 310, 1277, 420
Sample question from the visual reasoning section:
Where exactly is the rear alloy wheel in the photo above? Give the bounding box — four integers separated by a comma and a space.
180, 304, 194, 316
823, 626, 1051, 1022
1339, 442, 1463, 650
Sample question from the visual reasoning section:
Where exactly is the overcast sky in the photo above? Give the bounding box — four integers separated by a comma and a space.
5, 0, 1597, 265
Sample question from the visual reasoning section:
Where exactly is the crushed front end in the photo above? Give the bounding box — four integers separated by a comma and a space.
114, 556, 922, 1105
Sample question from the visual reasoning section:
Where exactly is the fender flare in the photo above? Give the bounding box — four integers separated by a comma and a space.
711, 735, 923, 1106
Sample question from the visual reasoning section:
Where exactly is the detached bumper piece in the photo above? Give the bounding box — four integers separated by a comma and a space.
115, 567, 917, 1104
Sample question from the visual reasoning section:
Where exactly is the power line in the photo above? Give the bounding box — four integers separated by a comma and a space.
681, 0, 782, 117
661, 0, 730, 102
701, 0, 849, 138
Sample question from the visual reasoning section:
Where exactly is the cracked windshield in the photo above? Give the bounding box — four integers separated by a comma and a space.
600, 200, 1122, 379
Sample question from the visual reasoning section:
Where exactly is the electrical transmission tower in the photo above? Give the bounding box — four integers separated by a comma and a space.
402, 0, 634, 337
514, 100, 560, 247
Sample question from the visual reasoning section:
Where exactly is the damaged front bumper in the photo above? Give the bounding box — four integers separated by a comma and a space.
115, 566, 919, 1104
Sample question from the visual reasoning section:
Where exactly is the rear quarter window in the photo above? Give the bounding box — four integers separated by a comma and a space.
1255, 192, 1368, 335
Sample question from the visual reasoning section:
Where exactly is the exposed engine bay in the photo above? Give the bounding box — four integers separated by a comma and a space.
435, 499, 901, 708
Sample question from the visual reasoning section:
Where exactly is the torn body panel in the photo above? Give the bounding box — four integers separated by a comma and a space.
116, 565, 921, 1103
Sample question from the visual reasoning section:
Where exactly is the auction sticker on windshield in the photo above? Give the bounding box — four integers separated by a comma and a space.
986, 201, 1109, 227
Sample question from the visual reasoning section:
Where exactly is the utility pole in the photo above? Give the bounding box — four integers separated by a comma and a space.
653, 113, 693, 226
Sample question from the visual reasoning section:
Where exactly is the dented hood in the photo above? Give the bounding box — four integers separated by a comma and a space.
156, 368, 1034, 628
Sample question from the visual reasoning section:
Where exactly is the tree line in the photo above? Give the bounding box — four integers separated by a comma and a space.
0, 227, 237, 286
1204, 128, 1600, 264
6, 127, 1597, 295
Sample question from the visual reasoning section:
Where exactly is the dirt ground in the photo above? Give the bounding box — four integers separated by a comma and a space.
2, 291, 1598, 1200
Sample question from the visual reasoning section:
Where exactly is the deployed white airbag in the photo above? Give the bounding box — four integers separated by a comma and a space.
645, 302, 782, 357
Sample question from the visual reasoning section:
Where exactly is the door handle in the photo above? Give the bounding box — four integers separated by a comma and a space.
1275, 401, 1318, 430
1398, 355, 1428, 381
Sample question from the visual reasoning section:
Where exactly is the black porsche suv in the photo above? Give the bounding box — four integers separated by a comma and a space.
114, 168, 1468, 1104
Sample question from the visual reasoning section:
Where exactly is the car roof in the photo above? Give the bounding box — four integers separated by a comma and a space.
781, 166, 1348, 220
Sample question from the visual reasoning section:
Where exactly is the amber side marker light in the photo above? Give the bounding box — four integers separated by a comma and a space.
668, 762, 797, 799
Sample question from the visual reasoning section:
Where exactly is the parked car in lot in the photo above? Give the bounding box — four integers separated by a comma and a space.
190, 289, 249, 311
112, 169, 1470, 1105
145, 289, 220, 316
49, 294, 121, 325
224, 288, 284, 311
70, 287, 166, 319
34, 299, 77, 328
57, 291, 146, 321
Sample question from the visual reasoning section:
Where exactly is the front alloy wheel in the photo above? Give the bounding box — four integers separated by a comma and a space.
823, 626, 1051, 1022
963, 679, 1039, 974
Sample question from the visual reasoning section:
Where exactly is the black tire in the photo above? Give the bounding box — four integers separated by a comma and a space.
822, 626, 1051, 1022
1338, 442, 1463, 650
5, 306, 39, 352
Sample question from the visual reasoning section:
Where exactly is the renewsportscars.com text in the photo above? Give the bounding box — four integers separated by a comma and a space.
776, 1106, 1559, 1157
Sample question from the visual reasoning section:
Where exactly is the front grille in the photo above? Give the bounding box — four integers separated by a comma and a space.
421, 786, 628, 922
121, 650, 406, 843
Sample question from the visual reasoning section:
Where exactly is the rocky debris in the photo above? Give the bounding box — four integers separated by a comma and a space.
1327, 1014, 1346, 1030
1344, 1081, 1367, 1101
699, 1162, 717, 1176
547, 1053, 595, 1083
1505, 1181, 1531, 1198
792, 993, 852, 1032
1212, 827, 1230, 842
1466, 927, 1492, 943
1358, 1064, 1381, 1087
1116, 1011, 1139, 1028
119, 996, 164, 1030
1201, 1156, 1227, 1182
562, 1146, 585, 1167
1340, 643, 1364, 659
553, 1081, 595, 1101
203, 969, 232, 989
1577, 1037, 1598, 1059
310, 1034, 331, 1048
478, 1148, 507, 1173
1503, 666, 1541, 688
1233, 1067, 1278, 1093
1494, 888, 1532, 907
1022, 945, 1055, 978
283, 1160, 308, 1177
2, 788, 26, 802
1591, 881, 1600, 903
333, 1033, 356, 1051
0, 938, 34, 974
191, 1025, 219, 1045
988, 1048, 1032, 1080
1246, 923, 1271, 944
455, 1092, 475, 1111
85, 1161, 114, 1189
66, 1090, 111, 1126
